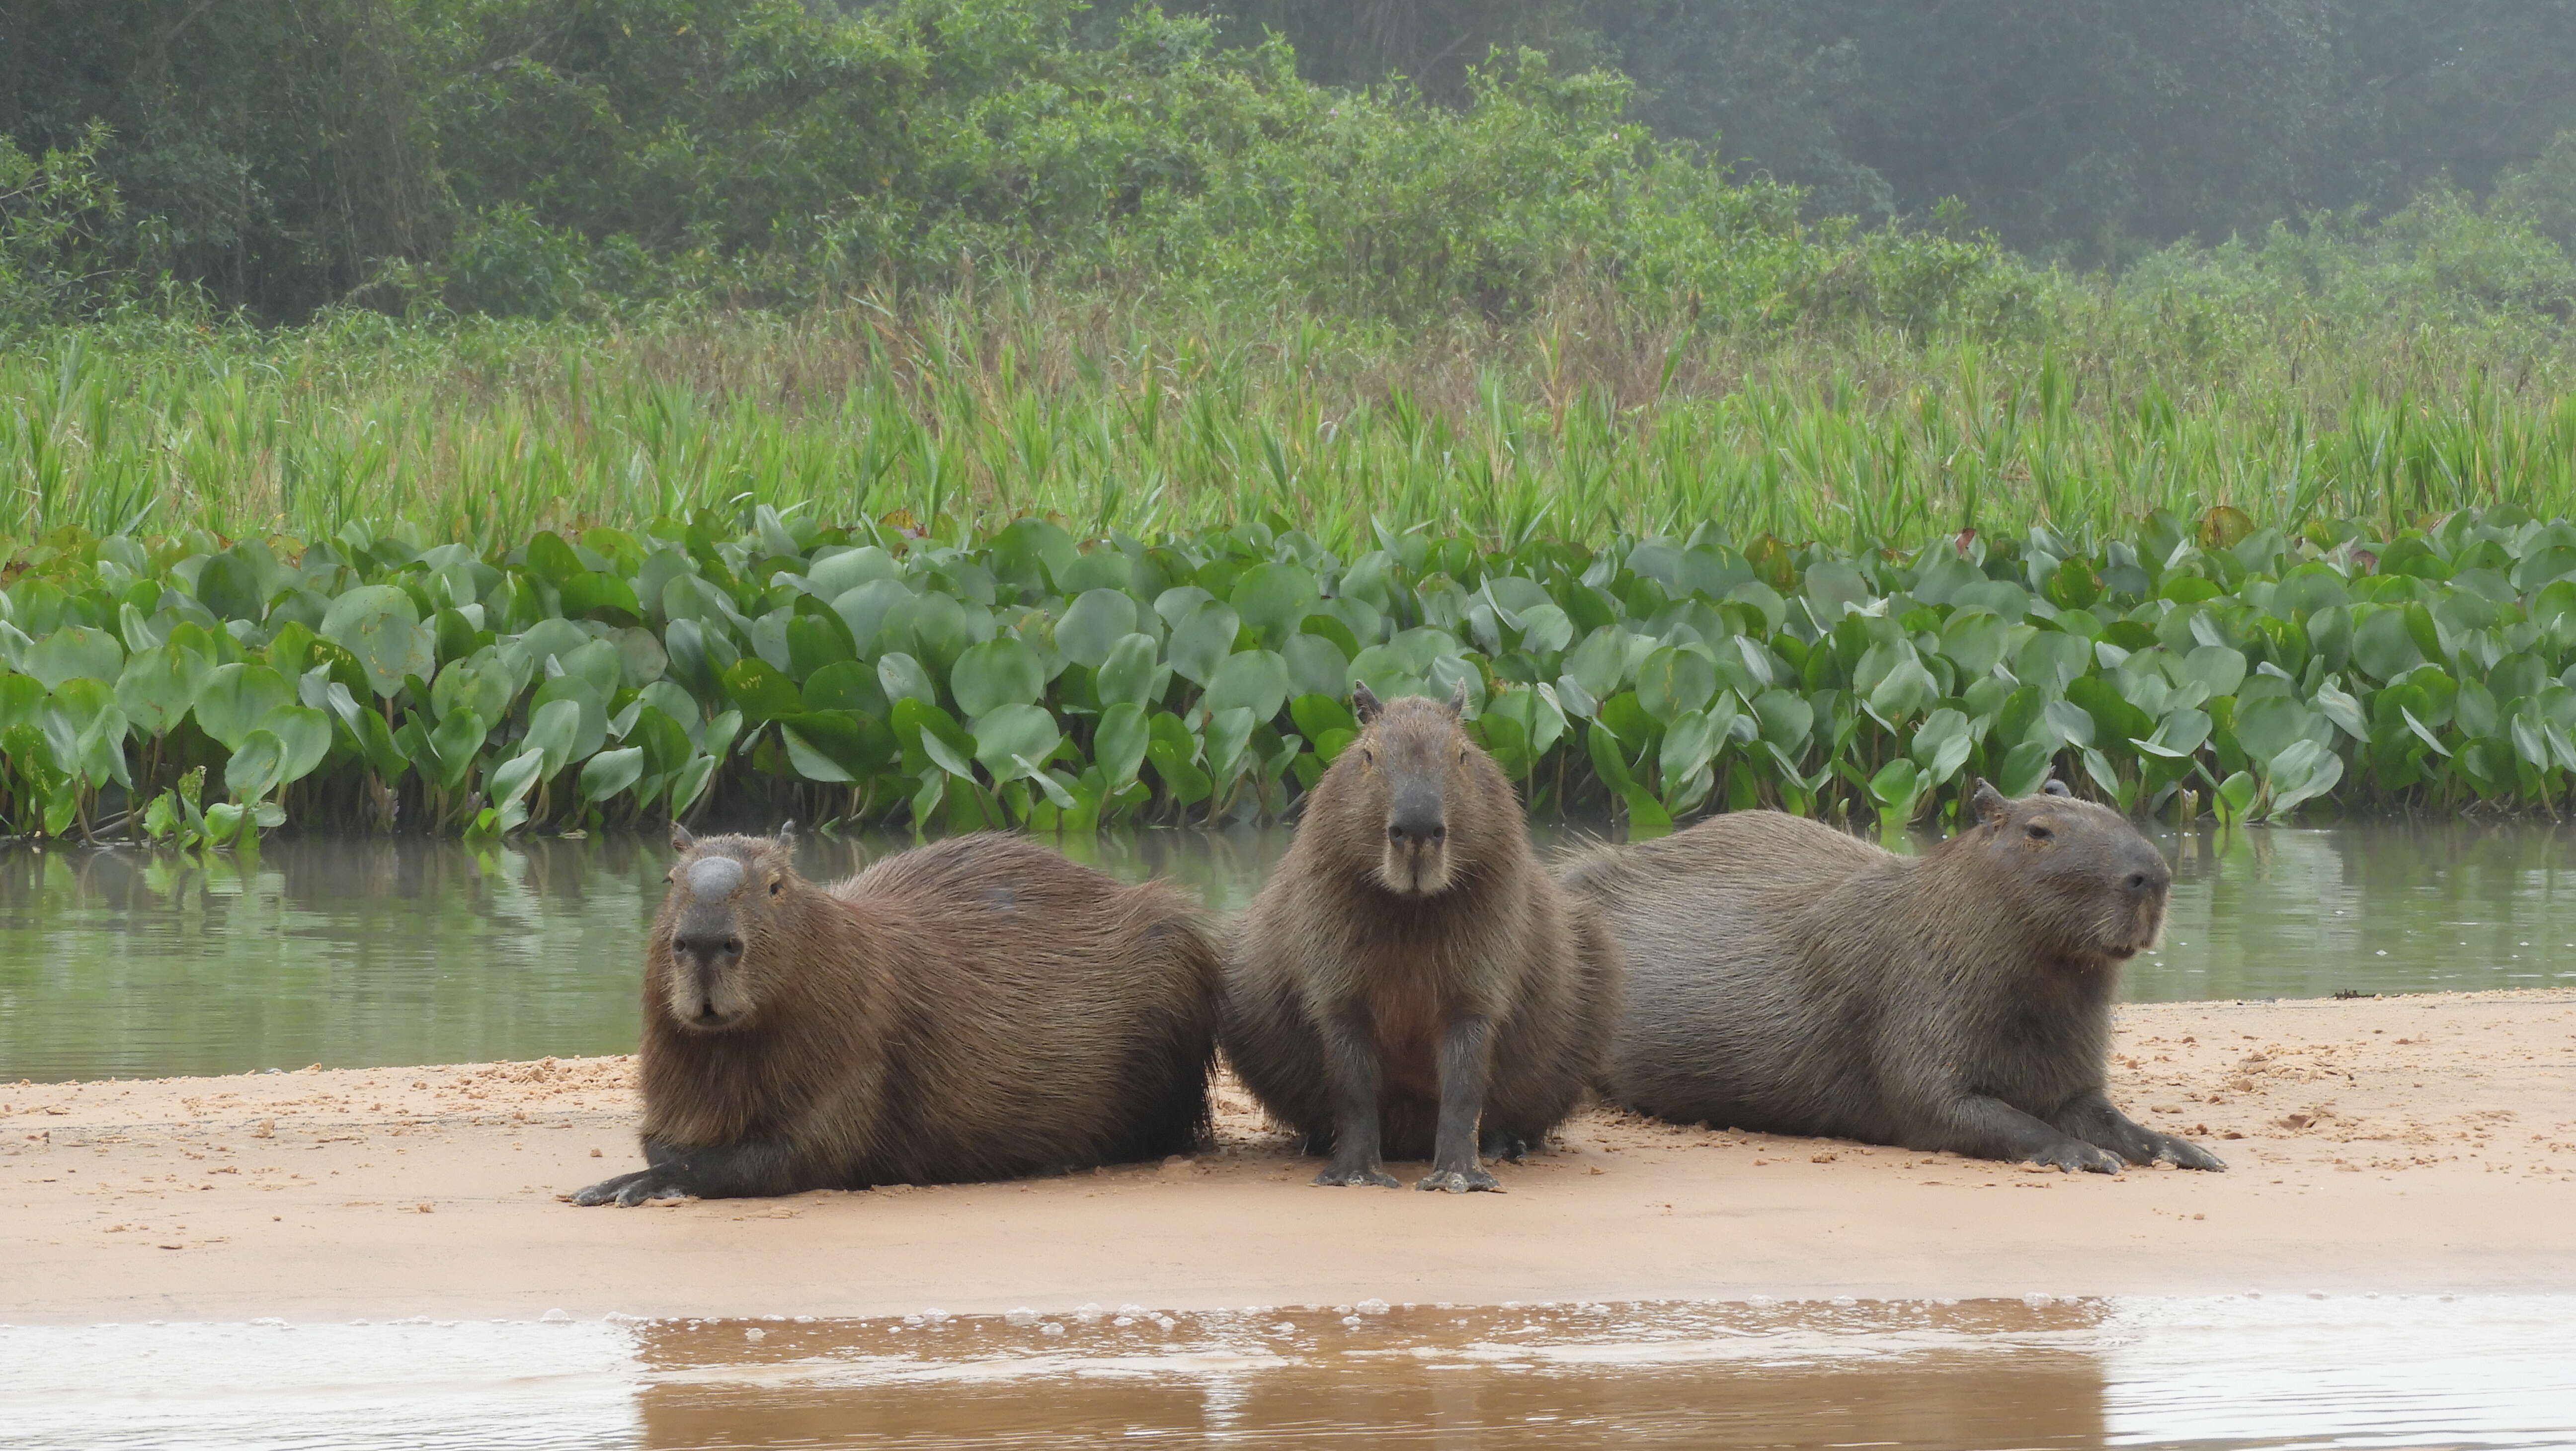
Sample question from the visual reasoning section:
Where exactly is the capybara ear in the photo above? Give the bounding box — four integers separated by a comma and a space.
1352, 683, 1383, 724
1969, 779, 2010, 827
2041, 778, 2072, 797
670, 822, 696, 853
1444, 680, 1469, 718
775, 819, 798, 854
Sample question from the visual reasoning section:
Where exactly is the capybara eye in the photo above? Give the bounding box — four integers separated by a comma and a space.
769, 878, 782, 895
724, 937, 743, 955
2026, 824, 2053, 841
1361, 748, 1375, 766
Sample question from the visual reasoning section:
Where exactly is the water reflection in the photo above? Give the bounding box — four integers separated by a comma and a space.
630, 1301, 2109, 1449
5, 1296, 2572, 1450
3, 819, 2575, 1082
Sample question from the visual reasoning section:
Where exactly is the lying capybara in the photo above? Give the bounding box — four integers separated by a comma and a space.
1563, 779, 2223, 1174
1222, 684, 1621, 1193
571, 825, 1222, 1205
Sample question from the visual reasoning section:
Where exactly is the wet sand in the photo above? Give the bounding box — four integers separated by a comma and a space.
4, 990, 2572, 1325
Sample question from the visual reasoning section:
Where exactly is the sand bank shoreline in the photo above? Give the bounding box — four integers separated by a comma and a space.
5, 990, 2572, 1326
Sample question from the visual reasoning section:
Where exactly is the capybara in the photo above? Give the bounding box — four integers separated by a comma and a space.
571, 825, 1222, 1205
1221, 684, 1621, 1193
1563, 779, 2223, 1174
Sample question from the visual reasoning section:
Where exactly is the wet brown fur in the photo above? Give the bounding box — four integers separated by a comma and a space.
1562, 782, 2223, 1174
573, 830, 1221, 1204
1221, 690, 1621, 1190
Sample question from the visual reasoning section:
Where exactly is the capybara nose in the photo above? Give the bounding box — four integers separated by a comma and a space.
1387, 817, 1446, 846
674, 934, 743, 965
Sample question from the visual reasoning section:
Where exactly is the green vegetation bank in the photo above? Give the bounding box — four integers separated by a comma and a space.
8, 1, 2576, 839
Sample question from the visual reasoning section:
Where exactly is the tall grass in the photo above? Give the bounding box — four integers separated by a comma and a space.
8, 278, 2576, 556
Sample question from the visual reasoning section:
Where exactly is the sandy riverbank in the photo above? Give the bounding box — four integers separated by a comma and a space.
4, 990, 2573, 1325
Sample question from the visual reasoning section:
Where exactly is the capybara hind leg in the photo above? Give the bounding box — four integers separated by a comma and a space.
1418, 1015, 1502, 1194
1922, 1094, 2123, 1174
1314, 1005, 1400, 1188
2053, 1091, 2227, 1171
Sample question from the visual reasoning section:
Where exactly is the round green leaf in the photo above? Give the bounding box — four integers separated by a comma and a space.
256, 703, 333, 786
531, 674, 609, 766
321, 585, 434, 698
522, 697, 584, 779
804, 659, 889, 717
1093, 702, 1150, 789
1635, 646, 1717, 723
196, 663, 296, 751
115, 644, 215, 736
1283, 633, 1351, 700
225, 730, 287, 802
721, 657, 805, 724
1095, 633, 1164, 710
1165, 600, 1241, 688
1057, 589, 1141, 669
2350, 608, 2424, 684
952, 637, 1046, 719
1203, 649, 1291, 723
23, 625, 124, 690
426, 706, 489, 792
972, 703, 1062, 781
877, 652, 940, 709
432, 654, 515, 729
1230, 563, 1319, 646
578, 745, 646, 803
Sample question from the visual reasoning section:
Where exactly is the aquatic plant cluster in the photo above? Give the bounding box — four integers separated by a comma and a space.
6, 501, 2576, 841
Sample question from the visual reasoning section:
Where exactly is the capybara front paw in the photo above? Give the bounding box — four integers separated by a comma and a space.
1479, 1130, 1530, 1163
2152, 1134, 2227, 1171
1312, 1164, 1401, 1189
570, 1170, 649, 1206
2028, 1141, 2123, 1175
572, 1169, 693, 1206
1416, 1166, 1502, 1193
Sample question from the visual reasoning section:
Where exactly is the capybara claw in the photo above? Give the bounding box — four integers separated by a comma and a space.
1479, 1131, 1529, 1163
570, 1171, 647, 1207
2030, 1142, 2123, 1175
2155, 1136, 2227, 1171
1313, 1165, 1401, 1189
1417, 1167, 1502, 1194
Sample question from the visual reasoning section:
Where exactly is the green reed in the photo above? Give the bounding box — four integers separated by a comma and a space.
7, 282, 2576, 558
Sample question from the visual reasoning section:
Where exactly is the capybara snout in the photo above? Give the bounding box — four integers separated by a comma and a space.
1353, 683, 1471, 896
657, 833, 779, 1031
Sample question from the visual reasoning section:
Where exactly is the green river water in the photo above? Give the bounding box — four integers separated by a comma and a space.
3, 821, 2573, 1083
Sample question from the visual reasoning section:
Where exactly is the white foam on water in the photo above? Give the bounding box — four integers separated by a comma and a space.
2100, 1294, 2576, 1448
0, 1319, 643, 1451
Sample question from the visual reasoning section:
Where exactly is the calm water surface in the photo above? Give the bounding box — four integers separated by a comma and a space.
5, 820, 2576, 1082
4, 1295, 2573, 1449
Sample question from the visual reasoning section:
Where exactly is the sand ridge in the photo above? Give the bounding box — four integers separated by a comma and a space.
3, 990, 2572, 1324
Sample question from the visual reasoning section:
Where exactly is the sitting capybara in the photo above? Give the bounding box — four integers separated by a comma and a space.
1562, 779, 2223, 1174
571, 825, 1222, 1205
1221, 684, 1621, 1193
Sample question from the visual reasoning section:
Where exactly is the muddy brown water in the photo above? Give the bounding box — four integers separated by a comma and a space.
5, 820, 2576, 1082
4, 1295, 2572, 1449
